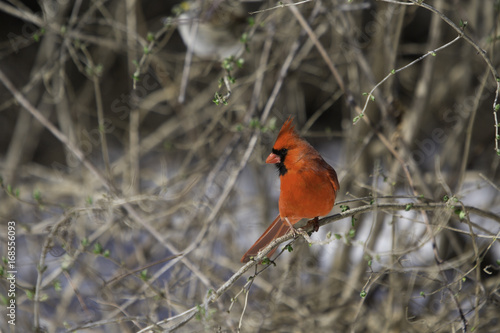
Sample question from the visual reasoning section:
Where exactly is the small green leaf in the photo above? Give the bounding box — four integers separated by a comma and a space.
334, 233, 341, 240
33, 189, 42, 201
93, 242, 104, 255
261, 257, 272, 265
454, 209, 466, 220
26, 290, 34, 300
348, 228, 356, 238
360, 290, 367, 298
240, 32, 249, 44
213, 93, 220, 105
495, 104, 500, 111
285, 244, 294, 252
147, 32, 154, 42
222, 56, 234, 71
391, 69, 396, 74
443, 195, 449, 202
140, 269, 149, 281
405, 203, 413, 211
420, 291, 425, 297
249, 118, 260, 128
340, 205, 350, 212
195, 304, 204, 320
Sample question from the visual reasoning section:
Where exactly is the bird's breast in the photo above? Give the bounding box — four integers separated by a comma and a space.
278, 168, 336, 220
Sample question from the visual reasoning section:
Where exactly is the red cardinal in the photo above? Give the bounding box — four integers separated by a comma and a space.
241, 117, 339, 262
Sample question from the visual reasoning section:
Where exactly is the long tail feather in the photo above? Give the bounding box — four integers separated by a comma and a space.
241, 215, 291, 263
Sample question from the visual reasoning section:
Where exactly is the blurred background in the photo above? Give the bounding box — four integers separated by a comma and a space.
0, 0, 499, 332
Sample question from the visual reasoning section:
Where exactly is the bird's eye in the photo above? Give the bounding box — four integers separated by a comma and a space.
280, 148, 288, 155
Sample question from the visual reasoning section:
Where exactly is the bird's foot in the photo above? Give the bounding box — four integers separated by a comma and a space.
284, 217, 300, 238
306, 217, 320, 232
284, 217, 313, 244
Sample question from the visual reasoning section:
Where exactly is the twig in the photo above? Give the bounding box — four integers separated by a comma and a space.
479, 173, 500, 192
357, 36, 461, 124
65, 316, 149, 333
135, 308, 197, 333
285, 0, 345, 93
249, 0, 313, 15
32, 215, 71, 328
0, 68, 215, 328
457, 69, 490, 192
379, 0, 500, 154
138, 199, 500, 331
178, 10, 198, 104
0, 68, 113, 193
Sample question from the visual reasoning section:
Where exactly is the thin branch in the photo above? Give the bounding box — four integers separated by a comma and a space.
137, 199, 499, 331
357, 36, 461, 124
249, 0, 313, 15
0, 68, 114, 193
378, 0, 500, 154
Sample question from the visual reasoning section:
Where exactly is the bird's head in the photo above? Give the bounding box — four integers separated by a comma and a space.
266, 117, 309, 176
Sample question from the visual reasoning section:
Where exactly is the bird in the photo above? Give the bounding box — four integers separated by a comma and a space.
176, 0, 248, 59
241, 117, 340, 263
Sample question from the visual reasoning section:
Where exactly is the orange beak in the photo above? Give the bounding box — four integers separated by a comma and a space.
266, 153, 280, 164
